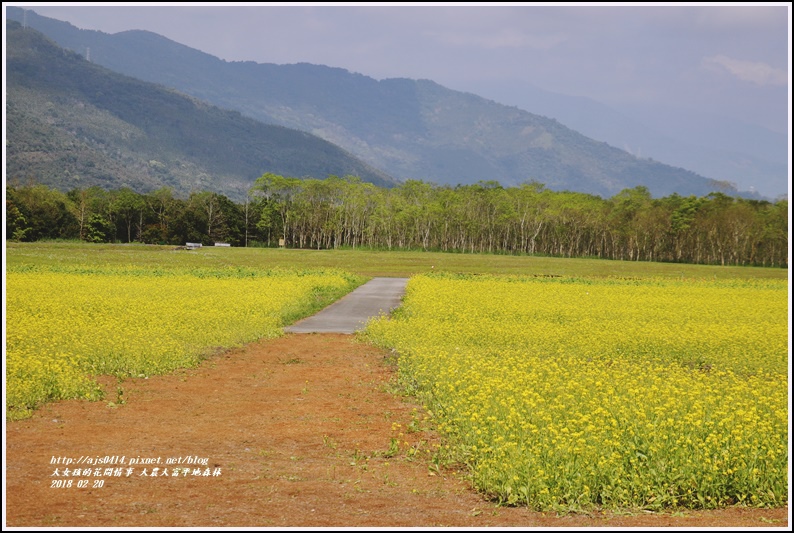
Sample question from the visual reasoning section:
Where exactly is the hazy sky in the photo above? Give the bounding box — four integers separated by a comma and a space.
7, 2, 791, 135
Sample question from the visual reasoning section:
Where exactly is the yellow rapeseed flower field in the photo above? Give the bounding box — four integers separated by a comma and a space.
6, 265, 360, 420
364, 273, 788, 511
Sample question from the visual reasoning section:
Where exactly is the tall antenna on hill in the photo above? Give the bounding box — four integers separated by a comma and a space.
22, 9, 28, 29
86, 47, 91, 62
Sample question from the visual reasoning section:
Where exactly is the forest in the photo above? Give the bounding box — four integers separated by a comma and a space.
5, 174, 788, 267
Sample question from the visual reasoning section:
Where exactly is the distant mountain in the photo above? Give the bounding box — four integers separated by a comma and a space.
464, 79, 788, 199
6, 7, 742, 199
5, 20, 398, 200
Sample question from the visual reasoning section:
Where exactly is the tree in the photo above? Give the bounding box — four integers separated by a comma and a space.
666, 194, 703, 263
249, 173, 302, 247
6, 187, 30, 241
6, 184, 78, 241
143, 187, 178, 244
213, 193, 244, 246
4, 180, 787, 268
512, 182, 548, 255
67, 187, 99, 241
112, 187, 146, 243
608, 186, 653, 260
183, 191, 224, 245
85, 212, 114, 243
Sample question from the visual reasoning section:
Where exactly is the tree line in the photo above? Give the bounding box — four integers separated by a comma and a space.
5, 174, 788, 267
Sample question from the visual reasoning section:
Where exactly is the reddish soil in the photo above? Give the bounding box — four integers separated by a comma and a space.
5, 334, 789, 527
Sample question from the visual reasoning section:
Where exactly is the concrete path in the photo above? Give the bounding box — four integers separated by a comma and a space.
284, 277, 409, 334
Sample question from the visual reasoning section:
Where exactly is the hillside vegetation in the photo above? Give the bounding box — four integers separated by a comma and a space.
7, 8, 741, 199
5, 21, 398, 200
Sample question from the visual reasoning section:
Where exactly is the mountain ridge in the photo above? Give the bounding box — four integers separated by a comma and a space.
466, 78, 787, 199
5, 20, 398, 200
5, 6, 749, 200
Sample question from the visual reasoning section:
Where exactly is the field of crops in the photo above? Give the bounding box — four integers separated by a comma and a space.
5, 243, 789, 513
6, 262, 362, 420
364, 273, 789, 511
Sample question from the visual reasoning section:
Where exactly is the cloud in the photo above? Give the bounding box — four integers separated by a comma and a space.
702, 55, 787, 86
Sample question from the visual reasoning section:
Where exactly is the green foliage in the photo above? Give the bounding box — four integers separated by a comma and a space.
85, 213, 113, 243
5, 184, 79, 241
6, 179, 788, 269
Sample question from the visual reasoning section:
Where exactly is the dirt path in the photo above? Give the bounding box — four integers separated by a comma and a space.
5, 334, 789, 528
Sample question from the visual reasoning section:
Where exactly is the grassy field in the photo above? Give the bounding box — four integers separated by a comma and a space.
5, 241, 789, 280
